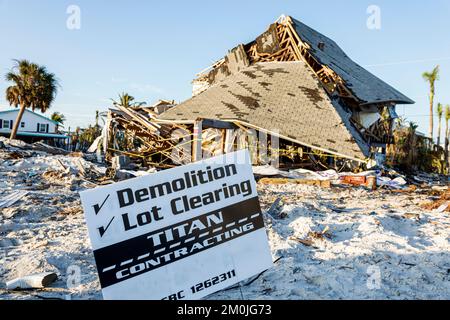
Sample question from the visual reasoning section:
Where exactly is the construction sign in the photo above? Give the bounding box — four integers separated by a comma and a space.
80, 150, 273, 300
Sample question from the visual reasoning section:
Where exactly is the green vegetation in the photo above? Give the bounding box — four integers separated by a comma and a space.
5, 60, 59, 139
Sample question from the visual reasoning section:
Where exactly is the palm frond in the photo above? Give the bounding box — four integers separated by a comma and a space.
437, 103, 443, 117
4, 59, 60, 113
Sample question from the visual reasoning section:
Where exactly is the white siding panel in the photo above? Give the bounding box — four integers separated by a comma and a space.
0, 109, 57, 134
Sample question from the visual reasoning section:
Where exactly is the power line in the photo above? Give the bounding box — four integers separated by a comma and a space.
403, 114, 443, 118
364, 56, 450, 68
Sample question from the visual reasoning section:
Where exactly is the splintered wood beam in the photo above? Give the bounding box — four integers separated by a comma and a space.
277, 19, 359, 103
278, 26, 289, 44
107, 148, 146, 159
112, 111, 192, 165
117, 105, 161, 132
259, 178, 331, 188
192, 120, 203, 162
285, 19, 304, 49
145, 162, 176, 169
233, 121, 252, 133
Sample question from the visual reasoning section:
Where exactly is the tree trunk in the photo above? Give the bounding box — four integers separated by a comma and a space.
9, 104, 26, 140
437, 117, 442, 147
429, 92, 434, 140
446, 121, 449, 172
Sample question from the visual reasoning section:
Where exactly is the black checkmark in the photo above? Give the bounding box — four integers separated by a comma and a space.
93, 194, 110, 215
98, 217, 115, 238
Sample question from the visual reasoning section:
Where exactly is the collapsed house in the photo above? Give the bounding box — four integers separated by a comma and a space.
103, 15, 414, 171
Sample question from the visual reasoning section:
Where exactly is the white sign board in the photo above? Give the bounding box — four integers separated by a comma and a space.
80, 150, 273, 300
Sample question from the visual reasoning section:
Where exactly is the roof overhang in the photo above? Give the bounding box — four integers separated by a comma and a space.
16, 132, 69, 139
359, 99, 415, 106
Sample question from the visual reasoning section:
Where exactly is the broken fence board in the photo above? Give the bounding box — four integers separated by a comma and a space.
0, 191, 28, 209
6, 273, 58, 290
259, 178, 331, 188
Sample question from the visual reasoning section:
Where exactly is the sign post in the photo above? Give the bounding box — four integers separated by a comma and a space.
80, 150, 273, 300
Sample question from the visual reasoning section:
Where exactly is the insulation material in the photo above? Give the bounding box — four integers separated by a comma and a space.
103, 116, 110, 154
192, 81, 209, 97
237, 129, 249, 151
201, 128, 223, 158
388, 105, 399, 119
255, 23, 280, 55
357, 112, 381, 130
87, 136, 102, 153
170, 128, 192, 165
224, 129, 238, 153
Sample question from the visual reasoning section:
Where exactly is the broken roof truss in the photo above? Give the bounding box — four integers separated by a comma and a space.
193, 15, 413, 106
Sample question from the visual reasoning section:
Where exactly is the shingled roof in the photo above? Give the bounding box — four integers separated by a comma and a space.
159, 61, 370, 161
291, 18, 414, 105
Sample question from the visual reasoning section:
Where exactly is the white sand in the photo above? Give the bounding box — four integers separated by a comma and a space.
1, 151, 449, 300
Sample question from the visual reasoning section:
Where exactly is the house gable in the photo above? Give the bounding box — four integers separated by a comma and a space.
0, 109, 58, 134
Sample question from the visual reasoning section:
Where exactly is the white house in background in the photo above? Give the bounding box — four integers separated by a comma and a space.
0, 108, 68, 143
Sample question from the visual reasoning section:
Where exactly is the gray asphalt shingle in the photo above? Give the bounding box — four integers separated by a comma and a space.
292, 18, 414, 105
160, 61, 370, 160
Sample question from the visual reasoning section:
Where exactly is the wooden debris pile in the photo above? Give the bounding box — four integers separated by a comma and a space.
421, 189, 450, 212
104, 105, 192, 169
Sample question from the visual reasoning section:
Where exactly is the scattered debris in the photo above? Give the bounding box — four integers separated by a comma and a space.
288, 237, 314, 247
0, 191, 28, 209
259, 178, 331, 188
435, 202, 450, 213
421, 190, 450, 212
57, 207, 83, 216
308, 226, 332, 240
403, 213, 421, 221
1, 121, 449, 300
266, 197, 284, 219
340, 175, 366, 185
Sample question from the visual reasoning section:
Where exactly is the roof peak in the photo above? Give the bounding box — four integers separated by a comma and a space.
0, 108, 60, 125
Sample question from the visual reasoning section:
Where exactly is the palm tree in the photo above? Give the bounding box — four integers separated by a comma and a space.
445, 105, 450, 171
112, 92, 145, 109
406, 122, 419, 169
51, 112, 66, 124
422, 65, 440, 140
95, 110, 100, 128
51, 112, 66, 133
5, 60, 59, 139
437, 103, 443, 146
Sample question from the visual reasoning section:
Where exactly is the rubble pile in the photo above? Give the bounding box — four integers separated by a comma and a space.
0, 138, 105, 299
421, 189, 450, 213
1, 139, 449, 300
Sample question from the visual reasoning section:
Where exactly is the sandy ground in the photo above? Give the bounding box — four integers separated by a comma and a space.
1, 148, 449, 300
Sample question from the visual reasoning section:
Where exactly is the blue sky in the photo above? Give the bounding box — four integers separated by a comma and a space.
0, 0, 449, 138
